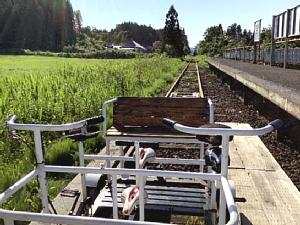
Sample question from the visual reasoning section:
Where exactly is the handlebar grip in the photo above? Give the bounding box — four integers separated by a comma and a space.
269, 119, 284, 130
86, 116, 104, 125
66, 124, 99, 136
162, 118, 177, 128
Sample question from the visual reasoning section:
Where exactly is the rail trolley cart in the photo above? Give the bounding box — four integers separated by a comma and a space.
0, 115, 283, 225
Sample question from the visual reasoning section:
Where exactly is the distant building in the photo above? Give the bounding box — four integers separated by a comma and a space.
106, 44, 122, 50
121, 40, 146, 52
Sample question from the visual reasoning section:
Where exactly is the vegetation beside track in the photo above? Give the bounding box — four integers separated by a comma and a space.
0, 55, 188, 220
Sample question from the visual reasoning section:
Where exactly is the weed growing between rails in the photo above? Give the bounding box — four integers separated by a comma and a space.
0, 55, 186, 219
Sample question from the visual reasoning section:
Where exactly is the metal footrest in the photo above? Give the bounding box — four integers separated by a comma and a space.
92, 178, 208, 217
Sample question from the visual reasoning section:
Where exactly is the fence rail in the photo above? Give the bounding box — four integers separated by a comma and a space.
223, 47, 300, 64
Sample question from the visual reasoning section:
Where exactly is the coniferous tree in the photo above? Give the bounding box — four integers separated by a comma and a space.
0, 0, 75, 52
162, 5, 184, 57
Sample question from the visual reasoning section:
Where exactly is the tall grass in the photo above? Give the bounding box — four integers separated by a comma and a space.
0, 55, 186, 217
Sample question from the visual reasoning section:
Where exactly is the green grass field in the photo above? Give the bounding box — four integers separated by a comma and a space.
0, 55, 188, 219
0, 55, 111, 76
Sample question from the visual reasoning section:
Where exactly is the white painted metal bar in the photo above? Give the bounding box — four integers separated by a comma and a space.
200, 142, 204, 172
7, 115, 86, 131
220, 135, 230, 178
135, 142, 141, 187
221, 176, 238, 225
219, 185, 226, 225
0, 208, 164, 225
173, 122, 275, 136
210, 181, 217, 210
139, 172, 145, 221
78, 141, 87, 200
106, 140, 111, 182
102, 97, 118, 139
112, 174, 118, 219
33, 130, 49, 214
43, 166, 221, 180
219, 134, 230, 225
0, 168, 41, 204
83, 155, 206, 165
152, 157, 205, 165
210, 180, 217, 225
102, 97, 118, 182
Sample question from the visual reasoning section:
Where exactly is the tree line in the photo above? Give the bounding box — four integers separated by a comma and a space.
3, 0, 267, 58
194, 22, 300, 57
0, 1, 189, 57
0, 0, 75, 52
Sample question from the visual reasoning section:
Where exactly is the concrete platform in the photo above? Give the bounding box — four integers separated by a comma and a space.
226, 123, 300, 225
206, 58, 300, 120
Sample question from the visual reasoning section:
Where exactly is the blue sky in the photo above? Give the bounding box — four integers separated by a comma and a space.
70, 0, 300, 47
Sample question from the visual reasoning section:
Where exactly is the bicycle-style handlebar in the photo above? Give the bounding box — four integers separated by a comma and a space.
163, 118, 284, 136
6, 115, 105, 132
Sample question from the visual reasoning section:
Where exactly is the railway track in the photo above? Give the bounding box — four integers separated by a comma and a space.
166, 59, 204, 98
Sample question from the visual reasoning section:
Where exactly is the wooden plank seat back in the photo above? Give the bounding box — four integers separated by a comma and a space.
110, 97, 210, 135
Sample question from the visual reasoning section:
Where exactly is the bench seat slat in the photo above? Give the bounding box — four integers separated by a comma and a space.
114, 107, 209, 116
113, 116, 209, 127
114, 97, 208, 108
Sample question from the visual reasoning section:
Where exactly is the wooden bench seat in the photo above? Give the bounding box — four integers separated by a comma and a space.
102, 97, 214, 160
